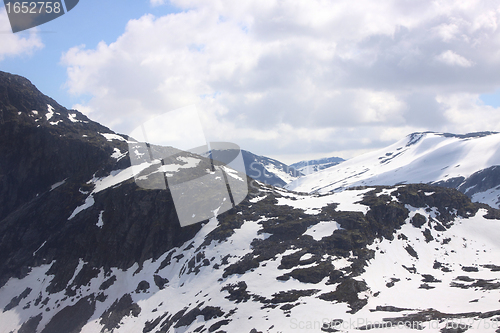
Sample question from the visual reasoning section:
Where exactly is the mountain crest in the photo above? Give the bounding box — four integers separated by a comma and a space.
287, 131, 500, 209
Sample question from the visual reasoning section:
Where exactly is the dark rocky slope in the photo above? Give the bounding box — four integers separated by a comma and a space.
0, 71, 200, 289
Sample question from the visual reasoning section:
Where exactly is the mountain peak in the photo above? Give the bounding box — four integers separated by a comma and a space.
0, 71, 131, 229
405, 131, 499, 147
0, 71, 118, 135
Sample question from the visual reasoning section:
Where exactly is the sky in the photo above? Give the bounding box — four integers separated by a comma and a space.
1, 0, 500, 164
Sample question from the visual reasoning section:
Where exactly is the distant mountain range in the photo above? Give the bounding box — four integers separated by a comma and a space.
287, 131, 500, 209
239, 152, 345, 186
1, 71, 500, 333
290, 156, 345, 175
184, 145, 343, 188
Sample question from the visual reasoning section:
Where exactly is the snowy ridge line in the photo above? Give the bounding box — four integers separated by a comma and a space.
287, 131, 500, 209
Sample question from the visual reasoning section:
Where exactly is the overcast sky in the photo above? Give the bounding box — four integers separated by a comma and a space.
2, 0, 500, 164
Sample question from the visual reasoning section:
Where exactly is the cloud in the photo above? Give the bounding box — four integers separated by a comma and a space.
436, 50, 474, 67
439, 93, 500, 134
61, 0, 500, 160
0, 9, 43, 60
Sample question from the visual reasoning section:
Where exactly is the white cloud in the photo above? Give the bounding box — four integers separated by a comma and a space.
0, 9, 43, 60
438, 93, 500, 134
433, 22, 461, 42
61, 0, 500, 161
436, 50, 474, 67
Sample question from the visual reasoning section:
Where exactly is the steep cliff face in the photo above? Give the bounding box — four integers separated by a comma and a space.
1, 72, 500, 333
0, 71, 123, 220
0, 71, 202, 290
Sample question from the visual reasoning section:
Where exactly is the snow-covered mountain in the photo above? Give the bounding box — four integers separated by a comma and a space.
2, 72, 500, 333
200, 148, 302, 187
241, 150, 302, 187
290, 156, 345, 175
287, 132, 500, 208
3, 183, 500, 333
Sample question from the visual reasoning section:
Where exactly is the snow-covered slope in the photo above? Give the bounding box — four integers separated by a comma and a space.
2, 184, 500, 333
291, 156, 345, 175
287, 132, 500, 208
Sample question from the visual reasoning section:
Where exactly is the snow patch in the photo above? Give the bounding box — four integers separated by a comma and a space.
92, 164, 151, 193
276, 192, 336, 215
32, 241, 47, 256
96, 210, 104, 228
50, 178, 67, 191
46, 104, 54, 120
333, 188, 372, 213
111, 148, 126, 160
299, 253, 313, 261
161, 156, 201, 173
249, 195, 267, 203
68, 113, 81, 123
303, 221, 342, 241
68, 195, 95, 220
100, 133, 127, 142
222, 166, 244, 181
